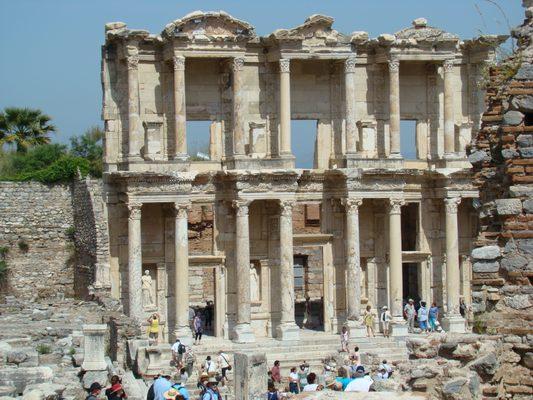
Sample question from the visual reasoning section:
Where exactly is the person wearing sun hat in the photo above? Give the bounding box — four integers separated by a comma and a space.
162, 387, 185, 400
201, 376, 221, 400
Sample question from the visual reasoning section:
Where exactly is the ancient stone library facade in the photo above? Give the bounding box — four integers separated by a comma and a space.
99, 12, 506, 343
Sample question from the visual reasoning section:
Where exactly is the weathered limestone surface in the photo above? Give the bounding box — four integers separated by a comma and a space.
233, 352, 267, 400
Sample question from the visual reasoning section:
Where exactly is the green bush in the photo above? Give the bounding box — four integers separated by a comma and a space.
36, 344, 52, 354
2, 155, 90, 183
0, 260, 7, 280
17, 240, 29, 252
65, 227, 76, 240
0, 246, 8, 258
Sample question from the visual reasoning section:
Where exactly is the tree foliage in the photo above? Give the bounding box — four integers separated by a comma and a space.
0, 107, 56, 153
69, 126, 103, 177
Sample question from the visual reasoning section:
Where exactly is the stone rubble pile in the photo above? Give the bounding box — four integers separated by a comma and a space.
0, 296, 145, 400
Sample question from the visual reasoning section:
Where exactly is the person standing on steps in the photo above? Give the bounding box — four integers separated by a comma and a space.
418, 301, 429, 333
428, 302, 439, 332
193, 312, 203, 345
147, 313, 160, 344
217, 350, 231, 386
271, 360, 281, 384
380, 306, 392, 338
363, 305, 375, 338
340, 325, 349, 352
403, 299, 416, 334
288, 367, 299, 394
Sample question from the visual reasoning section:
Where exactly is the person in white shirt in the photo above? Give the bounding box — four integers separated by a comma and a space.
345, 366, 373, 392
380, 306, 392, 338
379, 360, 393, 377
302, 373, 322, 392
375, 366, 389, 380
288, 367, 299, 394
203, 356, 217, 376
217, 350, 231, 385
171, 339, 186, 368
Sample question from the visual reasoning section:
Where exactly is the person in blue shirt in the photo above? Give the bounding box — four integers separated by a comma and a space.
429, 302, 439, 332
153, 373, 173, 400
335, 367, 352, 391
201, 377, 221, 400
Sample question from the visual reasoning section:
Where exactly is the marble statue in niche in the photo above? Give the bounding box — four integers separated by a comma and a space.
142, 269, 156, 308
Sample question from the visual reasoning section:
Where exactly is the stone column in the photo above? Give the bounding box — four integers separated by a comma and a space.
126, 51, 142, 160
81, 324, 107, 371
127, 202, 143, 322
232, 200, 255, 343
443, 59, 455, 155
276, 200, 300, 341
279, 59, 292, 157
233, 57, 246, 156
341, 198, 366, 337
173, 55, 187, 159
388, 198, 407, 335
388, 59, 401, 157
345, 56, 357, 155
442, 197, 465, 332
174, 202, 193, 344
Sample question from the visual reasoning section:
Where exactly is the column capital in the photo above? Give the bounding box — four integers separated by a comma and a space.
279, 58, 290, 73
444, 196, 461, 214
443, 59, 455, 72
232, 57, 245, 72
341, 198, 363, 214
172, 55, 185, 71
126, 55, 139, 70
388, 198, 405, 214
344, 56, 357, 74
388, 58, 400, 72
232, 200, 250, 216
127, 202, 142, 220
279, 200, 294, 217
174, 202, 191, 219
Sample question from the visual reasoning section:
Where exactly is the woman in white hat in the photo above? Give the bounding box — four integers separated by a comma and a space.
380, 306, 392, 338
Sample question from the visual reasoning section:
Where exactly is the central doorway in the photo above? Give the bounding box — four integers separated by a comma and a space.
402, 262, 420, 303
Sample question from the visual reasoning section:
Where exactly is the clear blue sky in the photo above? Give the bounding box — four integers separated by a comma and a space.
0, 0, 524, 151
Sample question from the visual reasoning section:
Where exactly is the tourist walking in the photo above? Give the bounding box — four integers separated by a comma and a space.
271, 360, 281, 384
297, 363, 308, 388
289, 367, 299, 393
380, 306, 392, 338
147, 313, 160, 344
193, 313, 203, 345
217, 350, 231, 385
171, 339, 186, 368
428, 302, 439, 332
86, 382, 102, 400
418, 301, 429, 332
403, 299, 416, 333
363, 305, 375, 337
183, 346, 195, 376
152, 373, 172, 400
203, 356, 217, 376
340, 326, 349, 352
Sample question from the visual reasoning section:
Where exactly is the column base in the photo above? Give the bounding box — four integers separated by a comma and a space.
232, 323, 255, 343
276, 322, 300, 341
442, 314, 466, 333
345, 320, 367, 338
174, 325, 193, 346
391, 319, 408, 337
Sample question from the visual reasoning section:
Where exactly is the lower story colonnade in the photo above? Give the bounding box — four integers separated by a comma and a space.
105, 169, 477, 343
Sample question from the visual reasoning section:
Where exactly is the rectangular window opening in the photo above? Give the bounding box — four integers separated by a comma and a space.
187, 120, 211, 161
400, 120, 417, 160
293, 255, 307, 290
291, 120, 317, 169
401, 202, 419, 251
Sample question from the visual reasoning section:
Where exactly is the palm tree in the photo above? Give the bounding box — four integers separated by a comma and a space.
0, 107, 56, 152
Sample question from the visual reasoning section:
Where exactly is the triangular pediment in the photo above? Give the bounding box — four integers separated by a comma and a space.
163, 10, 255, 40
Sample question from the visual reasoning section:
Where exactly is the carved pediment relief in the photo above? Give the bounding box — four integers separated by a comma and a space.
270, 14, 346, 45
163, 10, 255, 41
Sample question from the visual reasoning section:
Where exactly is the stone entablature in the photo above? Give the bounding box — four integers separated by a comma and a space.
101, 11, 506, 172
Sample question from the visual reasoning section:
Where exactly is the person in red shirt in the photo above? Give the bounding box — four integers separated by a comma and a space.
271, 360, 281, 384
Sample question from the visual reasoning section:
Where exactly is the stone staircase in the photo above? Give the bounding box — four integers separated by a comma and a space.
136, 330, 408, 397
192, 332, 407, 375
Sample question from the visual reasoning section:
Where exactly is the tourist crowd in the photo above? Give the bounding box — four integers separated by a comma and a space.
267, 352, 394, 398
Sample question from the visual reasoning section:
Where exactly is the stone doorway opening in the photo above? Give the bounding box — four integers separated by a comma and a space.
291, 119, 318, 169
293, 254, 325, 332
401, 202, 419, 251
403, 262, 420, 303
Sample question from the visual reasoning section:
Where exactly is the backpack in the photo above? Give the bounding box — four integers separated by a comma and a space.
178, 343, 186, 354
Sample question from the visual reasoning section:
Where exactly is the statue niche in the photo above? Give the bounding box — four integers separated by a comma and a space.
141, 269, 156, 309
250, 262, 261, 303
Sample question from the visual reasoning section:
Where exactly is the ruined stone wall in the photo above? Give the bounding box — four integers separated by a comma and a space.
0, 179, 110, 300
466, 3, 533, 397
0, 182, 75, 298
